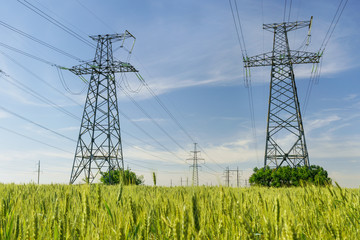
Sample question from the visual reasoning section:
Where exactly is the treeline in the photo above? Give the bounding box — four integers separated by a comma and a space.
249, 165, 332, 187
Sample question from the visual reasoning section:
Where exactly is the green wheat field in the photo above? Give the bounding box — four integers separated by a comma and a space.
0, 184, 359, 239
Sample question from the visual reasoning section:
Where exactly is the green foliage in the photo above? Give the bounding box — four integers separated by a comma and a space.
0, 184, 359, 239
100, 169, 144, 185
249, 165, 332, 187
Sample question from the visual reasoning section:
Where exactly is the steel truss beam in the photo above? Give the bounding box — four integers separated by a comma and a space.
69, 32, 138, 184
244, 19, 320, 168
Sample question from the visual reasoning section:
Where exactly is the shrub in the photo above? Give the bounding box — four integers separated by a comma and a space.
100, 169, 144, 185
249, 165, 331, 187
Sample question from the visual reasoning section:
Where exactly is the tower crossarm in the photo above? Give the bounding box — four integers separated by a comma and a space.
243, 50, 321, 68
263, 20, 311, 32
68, 61, 138, 75
90, 31, 135, 42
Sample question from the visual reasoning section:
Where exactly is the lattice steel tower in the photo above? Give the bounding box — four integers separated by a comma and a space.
187, 143, 204, 186
244, 18, 320, 168
69, 32, 138, 184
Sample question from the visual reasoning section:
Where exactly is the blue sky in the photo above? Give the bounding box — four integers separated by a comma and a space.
0, 0, 358, 187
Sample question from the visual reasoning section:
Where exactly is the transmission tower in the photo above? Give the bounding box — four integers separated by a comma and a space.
187, 143, 204, 186
223, 167, 242, 187
69, 32, 138, 184
244, 18, 320, 168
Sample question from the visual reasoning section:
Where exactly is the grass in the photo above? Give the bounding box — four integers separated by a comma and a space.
0, 183, 359, 239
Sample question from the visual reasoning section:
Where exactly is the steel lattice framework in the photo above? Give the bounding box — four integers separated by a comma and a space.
69, 33, 138, 184
244, 19, 320, 168
187, 143, 204, 186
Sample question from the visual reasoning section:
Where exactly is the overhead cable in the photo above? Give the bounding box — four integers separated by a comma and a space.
319, 0, 348, 52
119, 109, 188, 165
0, 105, 76, 143
17, 0, 96, 49
0, 71, 81, 121
119, 85, 189, 154
0, 126, 72, 154
0, 50, 83, 107
0, 20, 82, 61
0, 41, 58, 66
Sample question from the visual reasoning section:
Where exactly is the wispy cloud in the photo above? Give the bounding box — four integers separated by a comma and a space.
344, 94, 358, 101
306, 114, 341, 132
130, 117, 166, 123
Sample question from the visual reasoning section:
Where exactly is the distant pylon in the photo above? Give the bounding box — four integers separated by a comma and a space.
69, 32, 138, 184
187, 143, 204, 186
244, 18, 321, 168
224, 167, 230, 187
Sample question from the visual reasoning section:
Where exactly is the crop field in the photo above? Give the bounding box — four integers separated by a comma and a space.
0, 184, 359, 239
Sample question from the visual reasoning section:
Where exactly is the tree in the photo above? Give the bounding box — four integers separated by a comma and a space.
100, 169, 144, 185
249, 165, 331, 187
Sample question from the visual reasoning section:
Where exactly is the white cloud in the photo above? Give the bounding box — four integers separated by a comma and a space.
306, 115, 341, 132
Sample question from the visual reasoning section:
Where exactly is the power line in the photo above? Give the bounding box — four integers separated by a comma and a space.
0, 37, 188, 168
123, 152, 183, 169
0, 51, 83, 107
233, 0, 247, 57
228, 0, 259, 165
228, 0, 246, 57
136, 73, 196, 144
119, 86, 189, 154
0, 126, 72, 154
118, 109, 187, 164
0, 20, 82, 61
120, 85, 225, 174
283, 0, 287, 22
33, 0, 92, 39
303, 0, 348, 115
2, 49, 188, 168
56, 67, 87, 95
17, 0, 96, 49
0, 71, 81, 121
62, 0, 222, 172
75, 0, 116, 33
287, 0, 293, 22
320, 0, 349, 52
3, 3, 223, 177
130, 59, 226, 170
123, 142, 183, 166
0, 41, 58, 66
0, 105, 76, 142
195, 144, 225, 170
1, 64, 187, 172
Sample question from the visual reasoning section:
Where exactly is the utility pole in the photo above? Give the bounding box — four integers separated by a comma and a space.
224, 167, 230, 187
180, 177, 187, 186
244, 17, 320, 169
37, 160, 40, 185
237, 167, 239, 187
68, 32, 138, 184
187, 143, 204, 186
